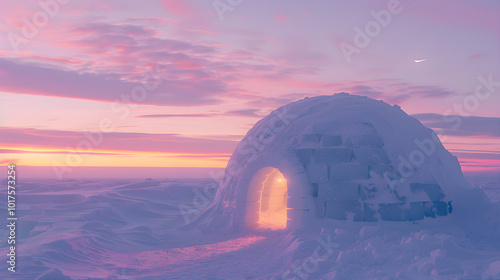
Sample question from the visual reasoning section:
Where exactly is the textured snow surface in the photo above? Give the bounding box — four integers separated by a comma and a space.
0, 175, 499, 279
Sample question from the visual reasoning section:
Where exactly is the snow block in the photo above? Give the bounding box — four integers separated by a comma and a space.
353, 148, 390, 165
347, 201, 363, 219
318, 183, 334, 200
296, 149, 315, 165
433, 201, 448, 216
287, 197, 309, 209
353, 212, 364, 221
325, 201, 362, 220
306, 162, 328, 183
287, 208, 309, 222
378, 203, 405, 221
363, 203, 378, 222
298, 134, 321, 147
351, 134, 383, 147
286, 209, 310, 228
329, 164, 369, 182
404, 202, 425, 221
325, 201, 347, 220
318, 182, 359, 201
368, 165, 391, 177
423, 202, 436, 218
316, 199, 326, 218
313, 148, 352, 164
320, 134, 342, 147
410, 183, 445, 201
311, 183, 319, 197
359, 183, 377, 201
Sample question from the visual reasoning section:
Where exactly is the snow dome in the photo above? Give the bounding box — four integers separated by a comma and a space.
207, 93, 472, 230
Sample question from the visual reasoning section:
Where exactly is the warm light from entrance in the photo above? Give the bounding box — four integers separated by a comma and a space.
257, 169, 287, 230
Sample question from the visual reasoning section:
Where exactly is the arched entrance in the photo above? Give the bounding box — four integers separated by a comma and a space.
245, 167, 288, 230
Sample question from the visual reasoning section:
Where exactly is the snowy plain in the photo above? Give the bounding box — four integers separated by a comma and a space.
0, 173, 499, 280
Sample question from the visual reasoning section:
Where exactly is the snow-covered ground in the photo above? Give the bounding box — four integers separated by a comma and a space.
1, 174, 499, 280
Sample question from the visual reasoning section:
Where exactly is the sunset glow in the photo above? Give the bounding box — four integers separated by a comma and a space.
0, 0, 498, 178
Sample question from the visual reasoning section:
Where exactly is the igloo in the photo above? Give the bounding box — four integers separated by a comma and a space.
207, 93, 472, 230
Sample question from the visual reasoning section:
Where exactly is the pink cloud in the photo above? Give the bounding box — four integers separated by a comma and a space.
468, 53, 487, 61
24, 55, 85, 65
71, 22, 160, 38
0, 58, 227, 106
0, 1, 40, 29
126, 17, 178, 25
158, 0, 212, 29
274, 14, 288, 23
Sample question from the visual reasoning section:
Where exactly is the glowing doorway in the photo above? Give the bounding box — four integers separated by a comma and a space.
252, 168, 288, 230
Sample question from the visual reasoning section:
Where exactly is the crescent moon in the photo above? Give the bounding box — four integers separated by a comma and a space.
414, 59, 427, 63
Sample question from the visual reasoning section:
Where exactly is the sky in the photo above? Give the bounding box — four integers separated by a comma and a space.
0, 0, 499, 178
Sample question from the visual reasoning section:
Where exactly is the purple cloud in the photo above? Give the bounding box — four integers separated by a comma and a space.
413, 113, 500, 137
0, 58, 226, 106
136, 109, 261, 118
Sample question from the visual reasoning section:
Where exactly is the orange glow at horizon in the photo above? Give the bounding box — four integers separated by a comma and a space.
2, 136, 499, 171
0, 145, 230, 168
2, 143, 498, 172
